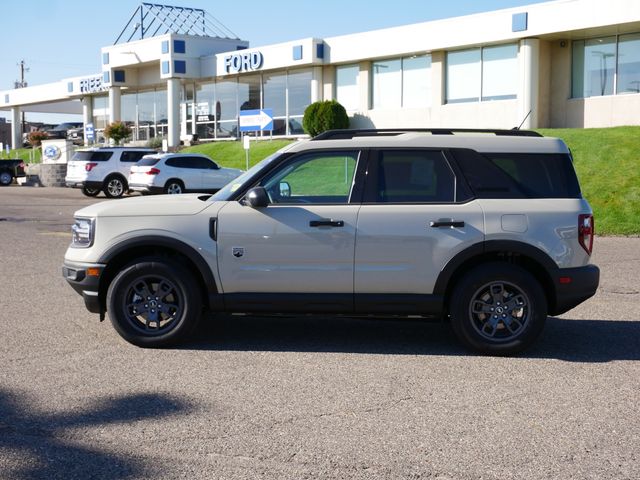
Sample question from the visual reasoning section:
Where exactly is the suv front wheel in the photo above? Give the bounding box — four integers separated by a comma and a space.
450, 263, 547, 355
106, 257, 202, 347
103, 175, 127, 198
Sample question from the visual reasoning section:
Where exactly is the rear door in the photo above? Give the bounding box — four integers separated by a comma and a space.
354, 149, 484, 312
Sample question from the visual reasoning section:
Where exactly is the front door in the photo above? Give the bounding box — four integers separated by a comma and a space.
216, 150, 361, 311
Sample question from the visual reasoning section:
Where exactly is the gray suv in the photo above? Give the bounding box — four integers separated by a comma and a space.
63, 129, 599, 354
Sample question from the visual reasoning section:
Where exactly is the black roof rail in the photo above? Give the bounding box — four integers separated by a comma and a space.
311, 128, 543, 140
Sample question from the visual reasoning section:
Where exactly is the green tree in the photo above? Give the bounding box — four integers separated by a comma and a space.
103, 121, 132, 145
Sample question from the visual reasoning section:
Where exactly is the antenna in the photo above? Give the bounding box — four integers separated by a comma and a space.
514, 110, 532, 130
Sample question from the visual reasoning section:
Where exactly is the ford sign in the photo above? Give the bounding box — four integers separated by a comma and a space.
43, 145, 61, 161
224, 51, 263, 74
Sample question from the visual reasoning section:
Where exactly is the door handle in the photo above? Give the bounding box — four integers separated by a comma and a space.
430, 220, 465, 228
310, 219, 345, 227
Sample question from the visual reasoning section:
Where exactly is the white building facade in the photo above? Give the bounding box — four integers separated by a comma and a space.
2, 0, 640, 149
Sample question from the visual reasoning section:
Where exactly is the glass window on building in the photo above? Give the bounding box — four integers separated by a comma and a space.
372, 55, 431, 109
402, 55, 431, 108
617, 33, 640, 94
92, 95, 109, 132
195, 82, 216, 140
446, 45, 518, 104
215, 79, 238, 138
263, 73, 287, 135
288, 69, 312, 134
482, 44, 518, 101
372, 59, 401, 109
336, 64, 360, 111
446, 49, 481, 103
572, 37, 616, 98
239, 74, 261, 111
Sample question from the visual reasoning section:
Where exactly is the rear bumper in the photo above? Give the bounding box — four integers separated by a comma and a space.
62, 261, 105, 314
65, 180, 102, 189
550, 264, 600, 315
129, 183, 163, 194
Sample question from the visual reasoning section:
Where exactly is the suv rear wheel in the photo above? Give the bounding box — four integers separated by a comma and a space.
106, 257, 202, 347
103, 175, 127, 198
164, 180, 184, 194
450, 263, 547, 355
0, 171, 13, 186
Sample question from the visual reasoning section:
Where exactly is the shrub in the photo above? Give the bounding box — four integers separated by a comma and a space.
303, 100, 349, 137
146, 135, 165, 149
103, 121, 132, 145
28, 130, 48, 147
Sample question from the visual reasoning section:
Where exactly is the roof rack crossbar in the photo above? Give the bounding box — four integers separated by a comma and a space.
312, 128, 543, 140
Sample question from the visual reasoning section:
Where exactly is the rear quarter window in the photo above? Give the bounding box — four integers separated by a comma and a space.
452, 149, 581, 199
121, 151, 156, 162
71, 151, 113, 162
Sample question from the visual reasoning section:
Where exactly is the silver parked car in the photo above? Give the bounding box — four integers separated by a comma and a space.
128, 153, 243, 194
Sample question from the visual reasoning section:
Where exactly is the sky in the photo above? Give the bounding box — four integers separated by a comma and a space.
0, 0, 549, 123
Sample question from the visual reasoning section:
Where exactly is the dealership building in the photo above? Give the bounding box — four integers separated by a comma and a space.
2, 0, 640, 149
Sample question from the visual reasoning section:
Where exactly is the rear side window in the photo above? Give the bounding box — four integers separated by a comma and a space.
72, 151, 113, 162
121, 150, 156, 162
452, 149, 582, 199
137, 157, 161, 166
365, 150, 456, 203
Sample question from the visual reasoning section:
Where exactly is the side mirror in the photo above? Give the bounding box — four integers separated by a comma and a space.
279, 181, 291, 197
245, 186, 270, 208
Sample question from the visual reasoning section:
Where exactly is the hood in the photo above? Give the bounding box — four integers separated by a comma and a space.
74, 194, 215, 218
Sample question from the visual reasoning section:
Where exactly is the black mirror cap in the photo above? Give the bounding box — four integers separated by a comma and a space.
246, 186, 269, 208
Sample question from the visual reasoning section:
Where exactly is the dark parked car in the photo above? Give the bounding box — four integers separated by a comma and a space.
0, 159, 26, 186
46, 122, 84, 140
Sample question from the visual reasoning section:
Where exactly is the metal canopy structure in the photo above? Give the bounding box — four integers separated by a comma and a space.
114, 3, 239, 44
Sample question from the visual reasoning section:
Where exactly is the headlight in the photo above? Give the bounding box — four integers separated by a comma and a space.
71, 217, 95, 248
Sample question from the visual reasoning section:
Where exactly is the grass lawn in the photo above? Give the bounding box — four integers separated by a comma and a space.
538, 126, 640, 236
182, 139, 294, 170
1, 148, 41, 163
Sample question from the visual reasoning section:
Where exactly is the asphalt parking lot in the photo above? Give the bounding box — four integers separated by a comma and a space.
0, 186, 638, 479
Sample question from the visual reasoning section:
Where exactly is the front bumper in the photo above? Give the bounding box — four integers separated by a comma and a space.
551, 264, 600, 315
62, 261, 105, 314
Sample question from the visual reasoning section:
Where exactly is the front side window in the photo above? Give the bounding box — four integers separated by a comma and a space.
366, 150, 455, 203
260, 151, 359, 204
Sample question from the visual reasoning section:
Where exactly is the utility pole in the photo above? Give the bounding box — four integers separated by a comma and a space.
15, 60, 29, 137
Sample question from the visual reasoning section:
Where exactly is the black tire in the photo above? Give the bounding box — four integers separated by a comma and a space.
106, 257, 202, 347
103, 175, 127, 198
82, 186, 101, 197
0, 170, 13, 186
449, 263, 547, 355
164, 180, 184, 194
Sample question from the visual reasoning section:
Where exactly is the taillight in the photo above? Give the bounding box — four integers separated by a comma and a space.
18, 161, 25, 169
85, 162, 98, 172
146, 168, 160, 175
578, 214, 594, 255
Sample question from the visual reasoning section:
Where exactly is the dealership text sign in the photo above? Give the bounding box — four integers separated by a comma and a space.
224, 51, 263, 73
79, 76, 106, 93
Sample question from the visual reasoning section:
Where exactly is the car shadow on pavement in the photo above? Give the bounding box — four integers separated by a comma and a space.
0, 389, 191, 479
187, 314, 640, 362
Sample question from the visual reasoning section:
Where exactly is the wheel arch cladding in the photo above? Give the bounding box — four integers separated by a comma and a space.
435, 240, 558, 314
97, 236, 217, 311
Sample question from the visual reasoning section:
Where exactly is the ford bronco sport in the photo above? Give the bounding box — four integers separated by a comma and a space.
62, 129, 599, 354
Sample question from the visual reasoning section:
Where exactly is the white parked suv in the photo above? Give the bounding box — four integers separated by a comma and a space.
62, 129, 600, 355
128, 153, 243, 194
65, 147, 157, 197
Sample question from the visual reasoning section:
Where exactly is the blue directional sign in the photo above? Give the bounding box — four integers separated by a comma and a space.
85, 123, 95, 141
239, 108, 273, 132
